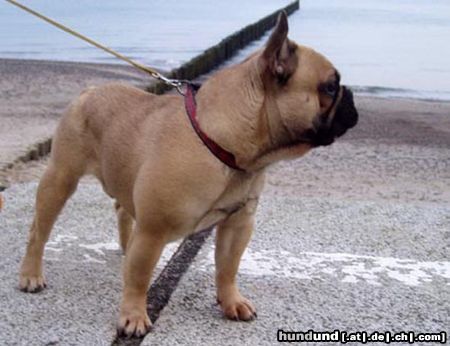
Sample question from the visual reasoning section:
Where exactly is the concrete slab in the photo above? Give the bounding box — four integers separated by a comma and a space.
142, 194, 449, 345
0, 180, 181, 345
1, 96, 450, 345
2, 86, 450, 346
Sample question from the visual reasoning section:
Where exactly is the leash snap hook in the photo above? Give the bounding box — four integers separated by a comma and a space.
154, 73, 188, 96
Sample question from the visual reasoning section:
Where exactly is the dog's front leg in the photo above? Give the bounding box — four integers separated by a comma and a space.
117, 225, 165, 337
215, 200, 258, 321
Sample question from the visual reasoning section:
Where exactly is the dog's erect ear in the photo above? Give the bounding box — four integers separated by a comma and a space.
262, 11, 297, 83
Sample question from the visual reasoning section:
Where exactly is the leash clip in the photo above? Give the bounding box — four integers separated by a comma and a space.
152, 73, 189, 96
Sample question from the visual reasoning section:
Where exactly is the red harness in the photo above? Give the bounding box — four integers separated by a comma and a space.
184, 83, 244, 171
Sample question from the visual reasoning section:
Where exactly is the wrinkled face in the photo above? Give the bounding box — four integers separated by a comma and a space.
294, 46, 359, 147
261, 13, 358, 149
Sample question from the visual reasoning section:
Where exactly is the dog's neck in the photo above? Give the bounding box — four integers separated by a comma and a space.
195, 55, 310, 172
195, 58, 265, 170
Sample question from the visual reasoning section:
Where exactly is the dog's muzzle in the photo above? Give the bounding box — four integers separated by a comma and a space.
307, 86, 359, 147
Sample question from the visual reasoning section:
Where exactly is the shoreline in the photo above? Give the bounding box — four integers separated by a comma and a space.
3, 57, 450, 104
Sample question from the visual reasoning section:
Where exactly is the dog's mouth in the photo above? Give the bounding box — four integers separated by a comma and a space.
305, 86, 359, 147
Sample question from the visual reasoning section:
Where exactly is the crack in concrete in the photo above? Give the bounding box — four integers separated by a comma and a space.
111, 228, 212, 346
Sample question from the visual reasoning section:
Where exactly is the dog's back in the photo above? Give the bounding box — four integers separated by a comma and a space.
57, 85, 175, 173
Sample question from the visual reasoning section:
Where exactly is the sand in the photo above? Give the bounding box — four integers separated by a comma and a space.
0, 58, 150, 183
1, 57, 449, 207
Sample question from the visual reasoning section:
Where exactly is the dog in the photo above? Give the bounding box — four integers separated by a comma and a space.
18, 12, 358, 337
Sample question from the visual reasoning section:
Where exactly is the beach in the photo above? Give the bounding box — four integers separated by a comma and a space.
0, 57, 449, 344
1, 57, 449, 207
1, 0, 449, 342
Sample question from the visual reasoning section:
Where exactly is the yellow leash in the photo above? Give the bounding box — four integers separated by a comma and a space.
5, 0, 186, 93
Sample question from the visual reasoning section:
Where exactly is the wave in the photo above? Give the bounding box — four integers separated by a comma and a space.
351, 85, 450, 102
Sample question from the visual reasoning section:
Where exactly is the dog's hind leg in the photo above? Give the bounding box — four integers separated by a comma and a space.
19, 162, 81, 292
19, 111, 88, 293
115, 201, 134, 254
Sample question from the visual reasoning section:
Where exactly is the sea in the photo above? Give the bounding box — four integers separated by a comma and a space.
1, 0, 449, 101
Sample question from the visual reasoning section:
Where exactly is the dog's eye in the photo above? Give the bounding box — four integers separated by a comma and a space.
324, 82, 338, 97
319, 82, 338, 97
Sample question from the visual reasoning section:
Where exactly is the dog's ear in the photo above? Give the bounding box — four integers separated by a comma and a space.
262, 11, 298, 84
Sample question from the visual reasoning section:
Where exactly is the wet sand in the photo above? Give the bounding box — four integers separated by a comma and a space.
1, 58, 449, 207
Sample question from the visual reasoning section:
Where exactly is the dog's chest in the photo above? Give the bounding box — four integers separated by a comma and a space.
194, 173, 264, 232
194, 200, 246, 232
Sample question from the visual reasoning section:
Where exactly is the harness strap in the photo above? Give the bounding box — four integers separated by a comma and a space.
184, 84, 244, 172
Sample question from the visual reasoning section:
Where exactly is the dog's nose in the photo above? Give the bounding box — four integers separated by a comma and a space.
335, 86, 358, 130
306, 86, 359, 147
326, 86, 358, 139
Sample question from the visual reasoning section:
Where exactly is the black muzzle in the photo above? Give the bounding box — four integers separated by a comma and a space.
308, 86, 359, 147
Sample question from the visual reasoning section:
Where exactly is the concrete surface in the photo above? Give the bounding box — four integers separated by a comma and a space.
1, 127, 449, 344
139, 135, 450, 345
142, 195, 450, 345
0, 180, 181, 346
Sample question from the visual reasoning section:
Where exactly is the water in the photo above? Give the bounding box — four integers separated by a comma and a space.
0, 0, 289, 71
295, 0, 450, 101
1, 0, 450, 101
225, 0, 450, 101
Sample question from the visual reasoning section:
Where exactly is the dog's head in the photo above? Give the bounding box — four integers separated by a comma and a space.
258, 12, 358, 151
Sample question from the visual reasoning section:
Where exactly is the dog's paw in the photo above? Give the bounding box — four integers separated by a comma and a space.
19, 274, 47, 293
218, 295, 257, 321
117, 310, 152, 338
